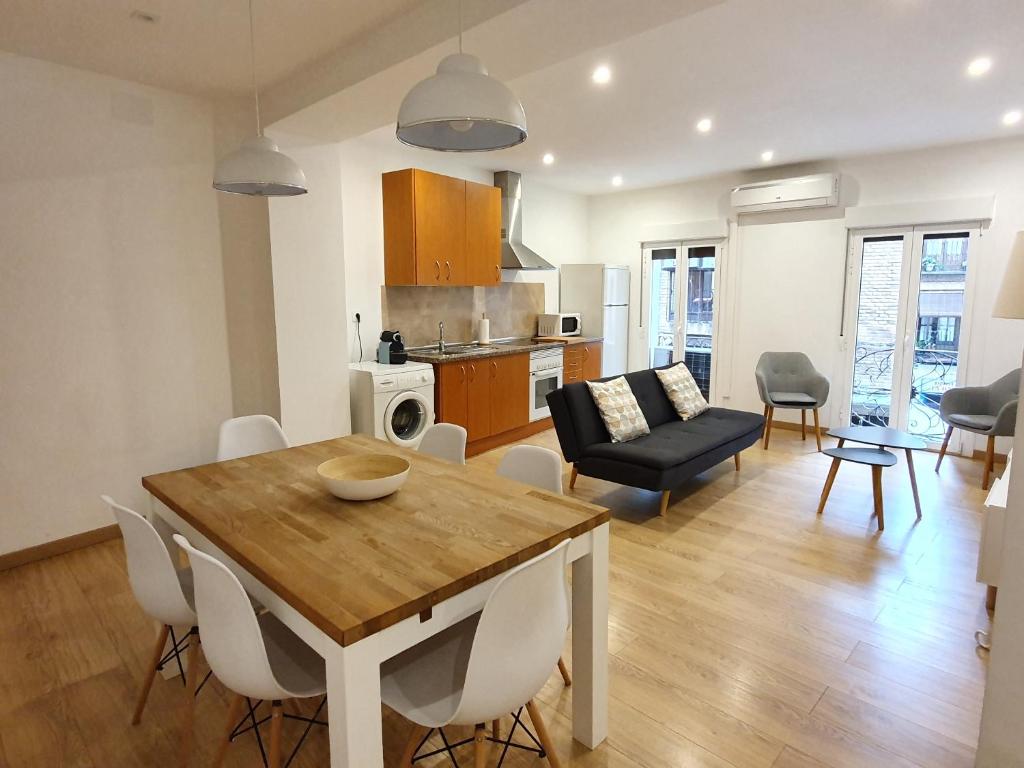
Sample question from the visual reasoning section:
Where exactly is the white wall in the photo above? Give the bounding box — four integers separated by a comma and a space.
267, 140, 352, 444
332, 132, 589, 356
587, 137, 1024, 453
0, 54, 233, 554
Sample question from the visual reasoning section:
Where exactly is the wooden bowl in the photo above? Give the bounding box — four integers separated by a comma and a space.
316, 455, 410, 501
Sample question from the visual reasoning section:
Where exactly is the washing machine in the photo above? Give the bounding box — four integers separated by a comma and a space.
349, 361, 435, 448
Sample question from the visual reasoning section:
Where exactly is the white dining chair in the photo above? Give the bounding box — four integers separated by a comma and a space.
418, 423, 468, 464
102, 495, 204, 767
495, 445, 572, 687
173, 533, 327, 768
382, 539, 570, 768
217, 415, 289, 462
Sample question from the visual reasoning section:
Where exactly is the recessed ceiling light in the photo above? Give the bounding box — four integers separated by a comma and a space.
761, 150, 774, 163
611, 175, 623, 187
967, 56, 992, 77
592, 65, 612, 85
129, 9, 160, 23
1003, 109, 1022, 126
696, 117, 712, 133
542, 153, 555, 165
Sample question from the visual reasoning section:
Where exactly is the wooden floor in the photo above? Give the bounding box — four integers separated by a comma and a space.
0, 428, 992, 768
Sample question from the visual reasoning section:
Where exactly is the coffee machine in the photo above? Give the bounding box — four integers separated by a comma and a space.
377, 330, 408, 364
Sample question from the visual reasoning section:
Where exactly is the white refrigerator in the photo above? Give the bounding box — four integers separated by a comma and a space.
559, 264, 630, 377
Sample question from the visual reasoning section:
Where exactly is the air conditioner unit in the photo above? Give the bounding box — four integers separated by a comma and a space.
730, 173, 839, 213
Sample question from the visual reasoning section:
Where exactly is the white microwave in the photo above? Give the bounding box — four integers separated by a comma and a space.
538, 313, 581, 336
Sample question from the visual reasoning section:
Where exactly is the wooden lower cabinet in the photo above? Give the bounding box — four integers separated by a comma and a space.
435, 353, 530, 446
564, 341, 603, 383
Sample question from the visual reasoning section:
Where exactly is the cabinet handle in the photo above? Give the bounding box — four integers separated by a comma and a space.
445, 260, 452, 281
469, 364, 476, 382
491, 361, 497, 379
460, 365, 466, 383
583, 346, 589, 362
434, 260, 441, 280
495, 264, 500, 281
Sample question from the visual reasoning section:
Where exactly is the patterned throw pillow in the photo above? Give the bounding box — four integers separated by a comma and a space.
656, 363, 710, 421
586, 376, 651, 443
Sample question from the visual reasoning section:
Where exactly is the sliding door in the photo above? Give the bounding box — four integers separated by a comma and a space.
845, 225, 978, 445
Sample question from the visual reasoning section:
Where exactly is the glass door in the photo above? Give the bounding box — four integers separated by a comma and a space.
642, 242, 720, 400
846, 226, 977, 444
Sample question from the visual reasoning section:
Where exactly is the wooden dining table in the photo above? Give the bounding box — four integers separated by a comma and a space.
141, 433, 611, 767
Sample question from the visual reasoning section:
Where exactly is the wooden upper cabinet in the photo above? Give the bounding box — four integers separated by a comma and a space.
465, 181, 502, 286
383, 169, 500, 287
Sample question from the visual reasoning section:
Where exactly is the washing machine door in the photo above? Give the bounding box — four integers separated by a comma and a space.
383, 390, 433, 447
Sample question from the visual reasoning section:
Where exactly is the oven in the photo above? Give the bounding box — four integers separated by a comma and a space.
529, 348, 564, 421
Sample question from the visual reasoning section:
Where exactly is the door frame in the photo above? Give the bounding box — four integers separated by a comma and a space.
839, 223, 981, 450
640, 238, 726, 402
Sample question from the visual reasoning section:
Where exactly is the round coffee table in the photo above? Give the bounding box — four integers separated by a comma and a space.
819, 426, 927, 531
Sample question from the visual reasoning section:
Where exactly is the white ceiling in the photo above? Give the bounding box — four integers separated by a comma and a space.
0, 0, 425, 95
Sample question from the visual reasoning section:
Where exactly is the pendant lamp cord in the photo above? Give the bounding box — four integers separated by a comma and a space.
248, 0, 262, 136
458, 0, 463, 53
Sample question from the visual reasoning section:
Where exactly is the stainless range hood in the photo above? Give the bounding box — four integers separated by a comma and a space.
494, 171, 555, 270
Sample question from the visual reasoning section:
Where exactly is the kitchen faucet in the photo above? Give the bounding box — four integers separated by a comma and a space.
437, 321, 445, 353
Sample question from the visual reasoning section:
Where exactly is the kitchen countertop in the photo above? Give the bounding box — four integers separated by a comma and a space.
533, 336, 604, 346
406, 337, 566, 364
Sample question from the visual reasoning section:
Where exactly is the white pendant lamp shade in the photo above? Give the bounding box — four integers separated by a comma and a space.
397, 53, 527, 152
213, 0, 307, 196
994, 231, 1024, 319
213, 136, 307, 196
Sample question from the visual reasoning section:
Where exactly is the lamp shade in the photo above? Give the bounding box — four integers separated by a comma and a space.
994, 231, 1024, 319
213, 136, 307, 197
396, 53, 527, 152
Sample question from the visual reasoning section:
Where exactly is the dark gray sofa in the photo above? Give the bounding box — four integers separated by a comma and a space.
547, 366, 765, 516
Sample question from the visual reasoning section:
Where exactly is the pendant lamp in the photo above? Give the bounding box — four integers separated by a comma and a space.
396, 0, 527, 152
214, 0, 307, 196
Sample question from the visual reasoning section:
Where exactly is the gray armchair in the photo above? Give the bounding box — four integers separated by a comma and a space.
755, 352, 830, 451
935, 368, 1019, 489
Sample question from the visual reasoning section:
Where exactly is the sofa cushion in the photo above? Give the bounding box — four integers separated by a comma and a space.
586, 376, 650, 442
656, 363, 710, 420
581, 408, 764, 470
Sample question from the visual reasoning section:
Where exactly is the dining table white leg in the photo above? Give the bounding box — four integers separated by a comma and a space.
326, 636, 384, 768
571, 522, 609, 749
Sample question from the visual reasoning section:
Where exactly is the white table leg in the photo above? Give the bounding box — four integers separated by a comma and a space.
571, 522, 609, 748
326, 635, 384, 768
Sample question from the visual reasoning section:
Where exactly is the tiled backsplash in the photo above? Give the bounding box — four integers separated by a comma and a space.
382, 283, 544, 347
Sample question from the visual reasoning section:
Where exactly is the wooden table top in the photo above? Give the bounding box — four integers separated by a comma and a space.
142, 434, 609, 647
828, 425, 927, 450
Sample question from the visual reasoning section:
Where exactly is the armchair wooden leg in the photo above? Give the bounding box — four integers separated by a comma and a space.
132, 624, 170, 725
983, 435, 995, 491
800, 409, 806, 440
817, 458, 841, 515
268, 700, 284, 768
812, 408, 822, 452
400, 724, 430, 768
935, 425, 953, 471
569, 465, 578, 490
492, 719, 501, 739
474, 724, 487, 768
763, 407, 774, 449
525, 699, 562, 768
557, 656, 572, 686
179, 628, 201, 768
659, 490, 671, 517
213, 694, 245, 768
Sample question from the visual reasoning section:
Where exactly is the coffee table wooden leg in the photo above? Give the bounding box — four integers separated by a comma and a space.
817, 458, 841, 515
935, 425, 953, 471
905, 448, 922, 520
871, 465, 884, 531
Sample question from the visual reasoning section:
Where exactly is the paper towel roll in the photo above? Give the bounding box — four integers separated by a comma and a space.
477, 316, 490, 345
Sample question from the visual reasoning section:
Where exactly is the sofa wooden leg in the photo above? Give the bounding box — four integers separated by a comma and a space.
983, 435, 995, 491
734, 452, 741, 472
659, 490, 671, 517
935, 425, 953, 471
763, 407, 774, 449
569, 465, 578, 490
812, 408, 822, 452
